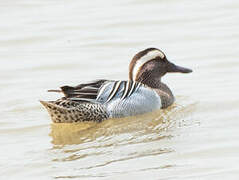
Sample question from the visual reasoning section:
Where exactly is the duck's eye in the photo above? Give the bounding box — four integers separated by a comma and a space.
156, 56, 166, 62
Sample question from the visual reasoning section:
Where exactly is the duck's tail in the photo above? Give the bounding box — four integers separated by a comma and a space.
40, 100, 109, 123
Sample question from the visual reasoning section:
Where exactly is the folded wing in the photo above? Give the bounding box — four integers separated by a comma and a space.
48, 79, 109, 102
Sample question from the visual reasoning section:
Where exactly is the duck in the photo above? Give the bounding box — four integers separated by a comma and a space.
40, 48, 192, 123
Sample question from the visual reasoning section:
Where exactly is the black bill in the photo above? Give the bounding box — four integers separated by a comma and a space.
167, 62, 192, 73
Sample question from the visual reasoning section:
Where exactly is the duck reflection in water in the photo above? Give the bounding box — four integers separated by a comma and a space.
50, 103, 193, 146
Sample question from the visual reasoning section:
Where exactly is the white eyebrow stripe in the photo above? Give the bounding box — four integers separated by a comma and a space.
132, 50, 164, 80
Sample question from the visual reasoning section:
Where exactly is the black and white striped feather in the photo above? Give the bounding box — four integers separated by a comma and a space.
48, 79, 143, 104
48, 79, 108, 102
100, 80, 143, 103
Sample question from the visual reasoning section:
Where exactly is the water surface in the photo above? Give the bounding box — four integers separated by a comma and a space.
1, 0, 239, 179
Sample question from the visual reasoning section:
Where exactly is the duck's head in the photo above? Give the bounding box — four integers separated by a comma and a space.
129, 48, 192, 86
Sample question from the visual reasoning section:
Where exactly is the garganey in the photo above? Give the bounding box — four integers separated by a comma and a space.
40, 48, 192, 123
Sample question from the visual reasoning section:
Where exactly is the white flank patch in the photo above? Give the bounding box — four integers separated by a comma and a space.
132, 50, 165, 80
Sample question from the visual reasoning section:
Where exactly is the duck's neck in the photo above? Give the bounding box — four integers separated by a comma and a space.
139, 77, 162, 89
138, 77, 175, 108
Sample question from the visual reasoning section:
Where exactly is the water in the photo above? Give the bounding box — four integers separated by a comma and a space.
1, 0, 239, 179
